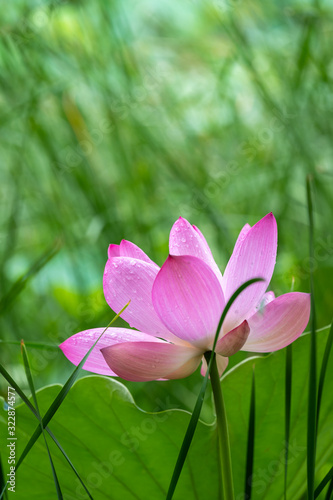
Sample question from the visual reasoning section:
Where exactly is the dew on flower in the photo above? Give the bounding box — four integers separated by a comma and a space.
58, 214, 312, 500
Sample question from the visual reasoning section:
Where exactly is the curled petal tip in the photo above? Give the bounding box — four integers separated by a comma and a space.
216, 320, 250, 357
108, 244, 120, 259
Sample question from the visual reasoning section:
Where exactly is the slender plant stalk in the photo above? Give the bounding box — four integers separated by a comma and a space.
306, 174, 317, 500
245, 367, 256, 500
284, 344, 292, 500
205, 352, 235, 500
166, 278, 263, 500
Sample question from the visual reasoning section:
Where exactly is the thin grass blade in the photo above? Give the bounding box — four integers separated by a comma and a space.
20, 341, 63, 499
14, 302, 129, 472
306, 174, 317, 500
244, 366, 256, 500
317, 320, 333, 426
0, 239, 61, 315
325, 478, 333, 500
0, 361, 93, 500
284, 343, 292, 500
314, 466, 333, 499
284, 269, 294, 499
0, 340, 59, 348
0, 362, 93, 499
166, 277, 263, 500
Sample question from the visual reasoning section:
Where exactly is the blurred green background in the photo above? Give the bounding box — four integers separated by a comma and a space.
0, 0, 332, 415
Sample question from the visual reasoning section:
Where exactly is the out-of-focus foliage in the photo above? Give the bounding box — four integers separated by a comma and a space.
0, 0, 332, 402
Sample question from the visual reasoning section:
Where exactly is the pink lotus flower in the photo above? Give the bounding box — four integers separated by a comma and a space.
60, 213, 310, 381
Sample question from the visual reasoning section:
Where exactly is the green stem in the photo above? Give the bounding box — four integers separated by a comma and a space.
205, 352, 235, 500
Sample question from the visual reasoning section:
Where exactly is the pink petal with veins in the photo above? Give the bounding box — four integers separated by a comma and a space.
59, 327, 164, 376
248, 291, 276, 318
152, 255, 225, 348
222, 213, 277, 333
103, 257, 179, 342
232, 223, 251, 256
108, 240, 154, 263
101, 341, 202, 381
244, 292, 311, 352
169, 217, 223, 284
